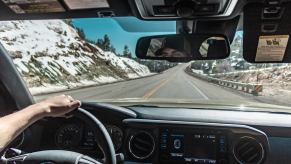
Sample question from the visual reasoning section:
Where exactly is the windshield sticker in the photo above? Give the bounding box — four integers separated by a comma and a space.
2, 0, 65, 14
255, 35, 289, 62
63, 0, 109, 10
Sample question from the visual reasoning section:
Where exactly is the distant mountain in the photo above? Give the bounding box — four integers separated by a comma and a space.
0, 20, 150, 93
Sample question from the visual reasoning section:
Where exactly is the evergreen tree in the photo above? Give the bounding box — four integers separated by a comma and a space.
95, 34, 118, 54
77, 28, 86, 39
103, 34, 111, 51
63, 19, 74, 27
109, 45, 116, 54
123, 45, 132, 58
96, 39, 104, 49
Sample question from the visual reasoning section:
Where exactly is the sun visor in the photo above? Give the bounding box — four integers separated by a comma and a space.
2, 0, 65, 14
243, 1, 291, 63
1, 0, 110, 14
64, 0, 109, 10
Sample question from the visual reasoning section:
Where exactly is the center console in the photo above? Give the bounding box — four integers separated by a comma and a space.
159, 128, 228, 163
124, 119, 269, 164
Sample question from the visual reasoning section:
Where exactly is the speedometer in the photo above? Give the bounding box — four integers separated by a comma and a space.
55, 124, 82, 148
105, 125, 123, 151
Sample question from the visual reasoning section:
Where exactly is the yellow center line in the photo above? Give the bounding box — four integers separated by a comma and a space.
142, 74, 177, 99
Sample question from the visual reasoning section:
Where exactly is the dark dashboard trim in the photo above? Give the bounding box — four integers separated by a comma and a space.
123, 119, 267, 136
82, 102, 137, 118
129, 107, 291, 128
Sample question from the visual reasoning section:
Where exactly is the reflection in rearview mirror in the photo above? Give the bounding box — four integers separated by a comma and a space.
199, 37, 227, 58
136, 34, 230, 62
147, 37, 191, 58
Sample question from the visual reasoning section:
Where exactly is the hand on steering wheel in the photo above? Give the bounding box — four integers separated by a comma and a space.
1, 108, 116, 164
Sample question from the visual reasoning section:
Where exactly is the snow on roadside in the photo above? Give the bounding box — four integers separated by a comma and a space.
212, 65, 291, 84
0, 20, 152, 95
29, 84, 69, 96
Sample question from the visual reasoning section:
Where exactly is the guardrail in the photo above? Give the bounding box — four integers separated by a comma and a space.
185, 67, 263, 96
211, 65, 289, 77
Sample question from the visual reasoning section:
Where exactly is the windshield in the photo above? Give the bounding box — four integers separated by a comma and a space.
1, 17, 290, 110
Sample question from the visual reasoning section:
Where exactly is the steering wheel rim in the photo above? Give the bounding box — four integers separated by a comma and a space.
2, 108, 116, 164
73, 108, 116, 164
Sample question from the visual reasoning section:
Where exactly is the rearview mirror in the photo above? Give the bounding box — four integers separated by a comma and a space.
136, 34, 230, 62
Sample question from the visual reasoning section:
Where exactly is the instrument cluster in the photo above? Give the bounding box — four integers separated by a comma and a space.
54, 123, 123, 152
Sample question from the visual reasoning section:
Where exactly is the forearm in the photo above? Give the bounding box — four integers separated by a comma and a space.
0, 94, 80, 152
0, 103, 47, 151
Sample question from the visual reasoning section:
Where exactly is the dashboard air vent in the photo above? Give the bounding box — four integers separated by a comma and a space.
129, 131, 155, 160
233, 136, 265, 164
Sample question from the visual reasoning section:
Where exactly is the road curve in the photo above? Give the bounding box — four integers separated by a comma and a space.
34, 64, 255, 102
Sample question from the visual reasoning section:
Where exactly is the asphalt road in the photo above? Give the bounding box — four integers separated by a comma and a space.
34, 64, 255, 102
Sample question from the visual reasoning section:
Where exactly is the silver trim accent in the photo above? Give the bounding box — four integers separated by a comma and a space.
134, 0, 239, 20
105, 124, 123, 151
128, 131, 155, 160
233, 136, 265, 164
12, 132, 25, 148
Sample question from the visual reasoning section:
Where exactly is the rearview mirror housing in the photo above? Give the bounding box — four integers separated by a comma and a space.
136, 34, 230, 62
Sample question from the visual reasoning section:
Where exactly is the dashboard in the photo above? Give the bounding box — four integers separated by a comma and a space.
37, 117, 268, 164
16, 102, 291, 164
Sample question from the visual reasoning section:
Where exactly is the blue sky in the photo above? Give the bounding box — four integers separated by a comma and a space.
72, 17, 176, 55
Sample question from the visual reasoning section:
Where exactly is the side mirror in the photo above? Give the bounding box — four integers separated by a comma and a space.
136, 34, 230, 62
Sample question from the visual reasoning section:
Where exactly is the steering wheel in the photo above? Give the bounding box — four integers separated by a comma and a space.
1, 108, 116, 164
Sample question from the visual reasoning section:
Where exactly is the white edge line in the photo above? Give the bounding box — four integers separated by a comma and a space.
187, 81, 209, 100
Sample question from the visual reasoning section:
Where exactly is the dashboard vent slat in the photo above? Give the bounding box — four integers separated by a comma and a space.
133, 143, 150, 152
234, 136, 265, 164
135, 137, 153, 147
129, 131, 155, 160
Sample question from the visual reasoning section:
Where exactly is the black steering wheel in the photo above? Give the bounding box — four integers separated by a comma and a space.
2, 108, 116, 164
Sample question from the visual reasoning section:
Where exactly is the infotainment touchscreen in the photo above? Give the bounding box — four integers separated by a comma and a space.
159, 128, 228, 164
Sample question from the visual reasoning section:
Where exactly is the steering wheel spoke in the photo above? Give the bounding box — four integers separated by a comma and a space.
3, 150, 102, 164
2, 154, 28, 163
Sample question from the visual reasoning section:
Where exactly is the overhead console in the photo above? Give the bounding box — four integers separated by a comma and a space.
133, 0, 239, 19
123, 119, 269, 164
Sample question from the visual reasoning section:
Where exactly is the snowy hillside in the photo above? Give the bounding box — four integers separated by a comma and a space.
0, 20, 151, 94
